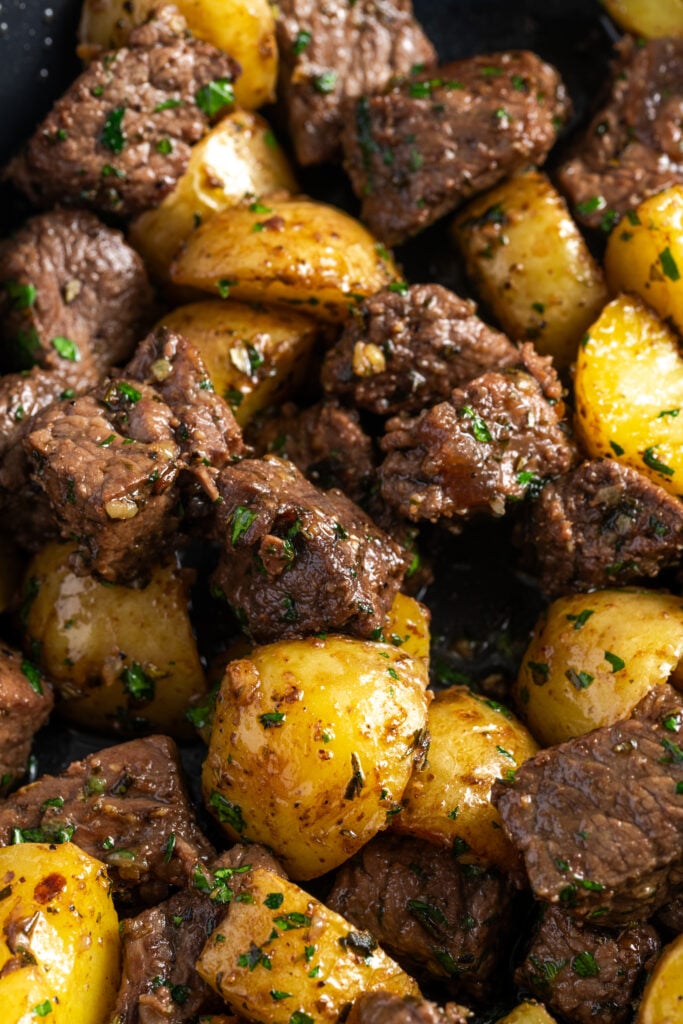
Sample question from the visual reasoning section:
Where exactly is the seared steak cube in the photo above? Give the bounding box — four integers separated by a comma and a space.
0, 644, 54, 791
347, 993, 470, 1024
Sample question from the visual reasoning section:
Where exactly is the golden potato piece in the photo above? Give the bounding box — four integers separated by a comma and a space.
129, 111, 297, 282
637, 932, 683, 1024
575, 294, 683, 496
393, 686, 538, 873
171, 197, 400, 322
0, 843, 120, 1024
452, 170, 607, 367
515, 590, 683, 746
22, 542, 207, 738
197, 865, 419, 1023
605, 185, 683, 338
157, 299, 319, 426
79, 0, 278, 109
202, 635, 430, 879
601, 0, 683, 38
498, 1003, 558, 1024
375, 592, 431, 670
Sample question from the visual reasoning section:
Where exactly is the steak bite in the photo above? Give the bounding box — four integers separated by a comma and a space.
0, 645, 54, 792
327, 835, 515, 1002
521, 459, 683, 597
380, 369, 575, 523
492, 685, 683, 927
0, 735, 214, 907
347, 993, 470, 1024
7, 5, 240, 217
341, 51, 569, 245
212, 455, 405, 642
321, 285, 520, 417
276, 0, 436, 167
0, 210, 155, 377
558, 37, 683, 230
112, 844, 281, 1024
515, 906, 660, 1024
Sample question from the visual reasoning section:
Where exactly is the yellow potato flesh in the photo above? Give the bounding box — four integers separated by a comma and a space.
157, 299, 319, 427
393, 686, 538, 873
637, 932, 683, 1024
79, 0, 278, 109
452, 170, 607, 367
0, 843, 120, 1024
498, 1002, 558, 1024
202, 636, 430, 879
605, 185, 683, 339
197, 866, 419, 1024
575, 293, 683, 496
170, 198, 400, 322
23, 542, 207, 738
601, 0, 683, 38
515, 590, 683, 746
129, 111, 297, 282
377, 592, 431, 670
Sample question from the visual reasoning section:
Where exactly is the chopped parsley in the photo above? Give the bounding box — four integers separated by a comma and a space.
572, 951, 600, 977
100, 106, 126, 153
4, 280, 36, 309
195, 79, 235, 116
121, 662, 155, 702
209, 789, 245, 832
313, 70, 337, 94
604, 651, 625, 673
461, 404, 492, 442
231, 505, 257, 545
659, 246, 680, 282
21, 660, 43, 695
259, 711, 285, 728
565, 668, 594, 690
51, 336, 79, 362
566, 609, 594, 630
293, 29, 312, 54
643, 445, 675, 476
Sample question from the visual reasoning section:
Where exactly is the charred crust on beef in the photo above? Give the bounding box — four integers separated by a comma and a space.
347, 992, 471, 1024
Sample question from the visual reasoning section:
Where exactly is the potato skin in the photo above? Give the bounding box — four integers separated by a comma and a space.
22, 542, 207, 737
575, 293, 683, 496
514, 590, 683, 747
605, 185, 683, 338
0, 843, 120, 1024
377, 592, 431, 670
637, 932, 683, 1024
392, 686, 538, 874
600, 0, 683, 38
171, 197, 400, 321
498, 1003, 558, 1024
197, 866, 419, 1023
202, 636, 430, 879
129, 112, 297, 282
452, 170, 607, 367
79, 0, 278, 109
157, 300, 319, 427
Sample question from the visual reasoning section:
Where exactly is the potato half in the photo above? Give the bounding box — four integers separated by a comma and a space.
392, 685, 538, 873
171, 197, 400, 321
0, 843, 120, 1024
575, 293, 683, 496
515, 590, 683, 746
600, 0, 683, 38
452, 170, 607, 367
498, 1003, 558, 1024
129, 111, 297, 282
637, 932, 683, 1024
22, 542, 207, 737
197, 866, 419, 1024
202, 635, 430, 879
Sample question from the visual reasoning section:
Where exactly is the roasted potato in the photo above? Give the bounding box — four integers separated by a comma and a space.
601, 0, 683, 38
605, 185, 683, 338
202, 635, 430, 879
452, 170, 608, 367
392, 685, 539, 873
157, 299, 319, 426
575, 293, 683, 496
78, 0, 278, 109
0, 843, 120, 1024
129, 112, 297, 282
197, 865, 419, 1023
498, 1003, 558, 1024
22, 542, 207, 737
637, 932, 683, 1024
514, 590, 683, 746
171, 197, 401, 321
376, 592, 431, 670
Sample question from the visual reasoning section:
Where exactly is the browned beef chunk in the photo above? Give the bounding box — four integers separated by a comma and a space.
341, 51, 569, 245
213, 455, 405, 642
521, 459, 683, 597
657, 893, 683, 933
327, 835, 515, 1002
276, 0, 436, 167
557, 38, 683, 230
248, 399, 376, 504
347, 993, 470, 1024
0, 645, 53, 791
321, 285, 520, 416
515, 906, 660, 1024
112, 845, 281, 1023
7, 6, 240, 217
492, 686, 683, 927
24, 381, 180, 582
0, 210, 155, 377
0, 735, 214, 908
0, 368, 79, 460
379, 370, 575, 523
